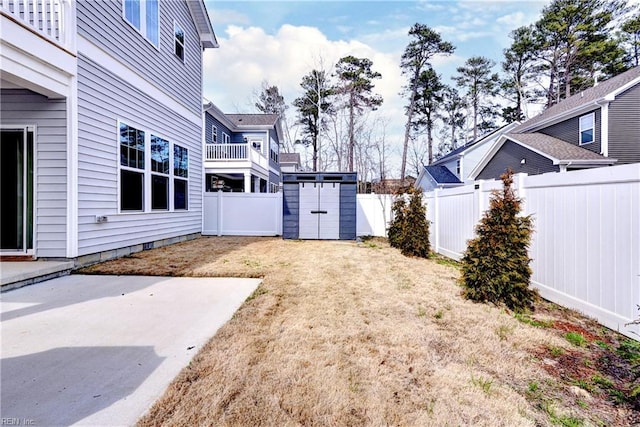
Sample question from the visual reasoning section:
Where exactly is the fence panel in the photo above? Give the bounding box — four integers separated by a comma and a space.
356, 194, 392, 237
203, 192, 282, 236
523, 165, 640, 338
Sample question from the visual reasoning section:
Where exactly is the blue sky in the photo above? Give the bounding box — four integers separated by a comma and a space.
201, 1, 551, 172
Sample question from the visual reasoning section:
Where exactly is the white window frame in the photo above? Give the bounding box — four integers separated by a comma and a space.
123, 0, 160, 49
250, 138, 263, 152
173, 144, 189, 210
223, 132, 230, 143
174, 21, 185, 62
117, 119, 188, 213
579, 112, 595, 145
150, 135, 170, 211
212, 125, 218, 143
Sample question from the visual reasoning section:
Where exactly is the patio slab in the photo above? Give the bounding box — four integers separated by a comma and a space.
0, 274, 260, 426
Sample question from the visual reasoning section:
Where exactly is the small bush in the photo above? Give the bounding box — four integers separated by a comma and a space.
387, 187, 430, 258
460, 170, 538, 312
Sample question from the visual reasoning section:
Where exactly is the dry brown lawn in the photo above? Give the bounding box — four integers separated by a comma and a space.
81, 236, 639, 426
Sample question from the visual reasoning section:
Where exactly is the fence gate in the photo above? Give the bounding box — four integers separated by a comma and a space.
282, 172, 357, 240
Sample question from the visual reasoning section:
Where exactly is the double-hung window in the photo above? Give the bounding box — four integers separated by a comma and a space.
579, 113, 595, 145
174, 145, 188, 210
174, 22, 185, 62
151, 135, 170, 210
120, 123, 145, 211
212, 125, 218, 143
124, 0, 159, 47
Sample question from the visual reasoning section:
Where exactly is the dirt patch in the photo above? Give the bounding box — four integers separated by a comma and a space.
82, 236, 639, 426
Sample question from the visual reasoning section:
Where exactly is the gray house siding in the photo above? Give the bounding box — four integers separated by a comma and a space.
477, 139, 559, 180
76, 54, 202, 256
269, 128, 279, 170
269, 171, 280, 186
538, 108, 601, 154
609, 85, 640, 164
0, 89, 68, 258
77, 0, 202, 115
204, 113, 232, 144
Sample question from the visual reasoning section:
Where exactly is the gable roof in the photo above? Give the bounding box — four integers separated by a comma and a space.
186, 0, 219, 49
424, 165, 462, 184
433, 122, 520, 165
226, 114, 279, 127
514, 66, 640, 133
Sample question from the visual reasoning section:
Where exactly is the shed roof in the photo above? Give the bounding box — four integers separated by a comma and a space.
280, 153, 301, 164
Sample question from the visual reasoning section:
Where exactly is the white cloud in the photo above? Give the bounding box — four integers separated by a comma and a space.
209, 8, 250, 26
496, 11, 526, 26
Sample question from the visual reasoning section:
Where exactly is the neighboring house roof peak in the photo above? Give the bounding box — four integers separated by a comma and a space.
225, 114, 279, 127
505, 133, 615, 163
424, 165, 462, 184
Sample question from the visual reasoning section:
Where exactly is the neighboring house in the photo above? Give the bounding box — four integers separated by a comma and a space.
416, 165, 462, 192
431, 122, 519, 183
280, 153, 302, 173
371, 176, 416, 194
203, 102, 282, 193
0, 0, 217, 262
470, 66, 640, 180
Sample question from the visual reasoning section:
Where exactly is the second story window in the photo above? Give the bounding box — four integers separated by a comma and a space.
223, 133, 230, 143
579, 113, 594, 145
212, 125, 218, 143
456, 159, 461, 176
124, 0, 159, 48
174, 22, 185, 62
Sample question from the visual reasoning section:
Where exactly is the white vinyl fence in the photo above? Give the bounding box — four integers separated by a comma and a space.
425, 164, 640, 339
202, 164, 639, 338
202, 192, 392, 237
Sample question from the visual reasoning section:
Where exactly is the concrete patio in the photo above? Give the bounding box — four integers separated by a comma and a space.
1, 260, 75, 291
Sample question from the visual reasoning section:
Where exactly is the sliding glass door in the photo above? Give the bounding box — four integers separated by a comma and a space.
1, 128, 33, 253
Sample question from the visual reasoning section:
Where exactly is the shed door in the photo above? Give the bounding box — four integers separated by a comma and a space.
298, 182, 340, 239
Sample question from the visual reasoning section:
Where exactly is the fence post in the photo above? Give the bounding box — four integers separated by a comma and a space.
475, 180, 484, 224
216, 190, 223, 237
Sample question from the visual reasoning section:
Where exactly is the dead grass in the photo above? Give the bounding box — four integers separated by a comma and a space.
80, 236, 639, 426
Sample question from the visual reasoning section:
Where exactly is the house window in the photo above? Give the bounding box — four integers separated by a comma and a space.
251, 139, 262, 151
456, 159, 461, 176
123, 0, 159, 47
579, 113, 594, 145
174, 144, 188, 210
151, 135, 169, 210
118, 121, 188, 212
120, 123, 145, 211
174, 22, 185, 62
212, 125, 218, 143
223, 132, 230, 143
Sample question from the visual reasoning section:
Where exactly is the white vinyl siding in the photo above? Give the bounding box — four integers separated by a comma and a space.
77, 54, 202, 256
0, 89, 68, 258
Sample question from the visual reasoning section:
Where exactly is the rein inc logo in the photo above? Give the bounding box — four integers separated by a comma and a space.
1, 419, 35, 426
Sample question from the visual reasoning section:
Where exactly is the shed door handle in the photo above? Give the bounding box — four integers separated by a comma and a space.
310, 210, 328, 214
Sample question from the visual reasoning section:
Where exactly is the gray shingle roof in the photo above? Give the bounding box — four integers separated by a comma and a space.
424, 165, 462, 184
506, 133, 613, 161
226, 114, 278, 127
279, 153, 300, 164
514, 66, 640, 132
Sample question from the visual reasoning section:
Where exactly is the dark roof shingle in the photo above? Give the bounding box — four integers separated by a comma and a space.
226, 114, 278, 127
506, 133, 613, 161
424, 165, 462, 184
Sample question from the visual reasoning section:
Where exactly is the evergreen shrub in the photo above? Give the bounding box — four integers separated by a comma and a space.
460, 170, 538, 312
387, 187, 430, 258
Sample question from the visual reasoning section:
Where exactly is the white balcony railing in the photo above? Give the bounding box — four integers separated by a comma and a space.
1, 0, 75, 50
205, 143, 269, 169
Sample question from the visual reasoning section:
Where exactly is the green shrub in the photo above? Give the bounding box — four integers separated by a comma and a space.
387, 187, 430, 258
460, 170, 538, 312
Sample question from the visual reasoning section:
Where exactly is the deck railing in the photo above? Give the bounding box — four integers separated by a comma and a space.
1, 0, 75, 50
205, 143, 269, 169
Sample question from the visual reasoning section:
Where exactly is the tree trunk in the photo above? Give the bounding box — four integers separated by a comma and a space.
427, 122, 433, 165
348, 99, 355, 172
401, 70, 420, 181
